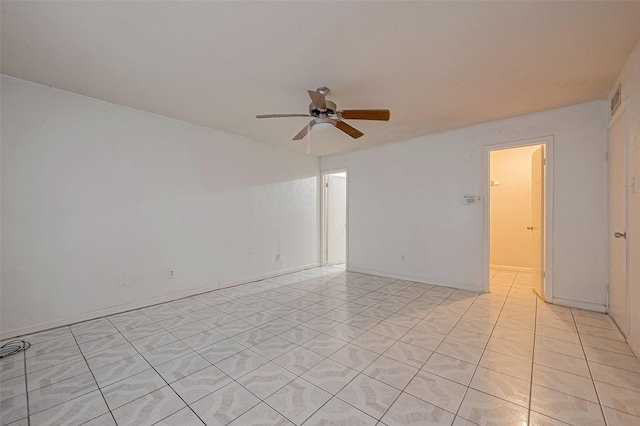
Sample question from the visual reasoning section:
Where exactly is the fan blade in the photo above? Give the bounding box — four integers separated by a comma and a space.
307, 90, 327, 110
339, 109, 390, 121
256, 114, 311, 119
292, 123, 310, 140
335, 120, 364, 139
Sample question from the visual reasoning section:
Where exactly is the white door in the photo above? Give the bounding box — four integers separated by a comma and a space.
531, 146, 545, 298
326, 174, 347, 265
608, 111, 628, 334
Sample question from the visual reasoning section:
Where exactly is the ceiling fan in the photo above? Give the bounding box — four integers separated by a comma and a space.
256, 87, 390, 140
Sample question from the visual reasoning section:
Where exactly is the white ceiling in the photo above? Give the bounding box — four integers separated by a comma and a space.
2, 1, 640, 156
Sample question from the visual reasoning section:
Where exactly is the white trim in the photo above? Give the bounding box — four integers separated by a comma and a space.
490, 264, 532, 273
627, 336, 640, 361
0, 263, 320, 340
552, 297, 606, 313
483, 136, 554, 304
320, 168, 349, 268
606, 99, 630, 334
348, 266, 483, 293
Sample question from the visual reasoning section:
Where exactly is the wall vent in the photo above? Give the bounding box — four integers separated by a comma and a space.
611, 85, 621, 115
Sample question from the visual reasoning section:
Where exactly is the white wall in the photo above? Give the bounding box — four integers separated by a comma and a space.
610, 37, 640, 357
489, 145, 539, 270
0, 76, 320, 338
322, 101, 608, 310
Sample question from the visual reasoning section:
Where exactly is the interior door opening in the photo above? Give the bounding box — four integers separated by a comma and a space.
322, 170, 347, 266
488, 143, 546, 299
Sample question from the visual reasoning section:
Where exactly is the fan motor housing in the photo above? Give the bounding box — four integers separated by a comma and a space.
309, 100, 337, 117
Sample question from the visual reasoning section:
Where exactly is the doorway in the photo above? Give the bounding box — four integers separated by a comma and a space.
484, 139, 552, 300
321, 170, 348, 266
608, 105, 629, 335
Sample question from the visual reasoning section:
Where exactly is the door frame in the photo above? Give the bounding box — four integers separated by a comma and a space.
482, 136, 555, 301
320, 168, 349, 267
607, 101, 630, 333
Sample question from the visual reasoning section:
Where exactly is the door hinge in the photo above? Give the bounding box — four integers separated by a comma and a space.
543, 157, 546, 166
543, 270, 546, 279
606, 151, 609, 162
325, 182, 329, 188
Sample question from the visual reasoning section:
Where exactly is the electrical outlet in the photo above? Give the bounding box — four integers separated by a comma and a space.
119, 276, 128, 287
168, 269, 175, 279
401, 255, 405, 261
275, 254, 281, 261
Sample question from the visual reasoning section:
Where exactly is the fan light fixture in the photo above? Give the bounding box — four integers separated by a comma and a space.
311, 121, 334, 133
256, 87, 390, 141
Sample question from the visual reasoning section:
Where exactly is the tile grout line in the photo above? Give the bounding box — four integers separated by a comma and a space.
67, 330, 118, 426
451, 269, 517, 424
527, 283, 539, 426
22, 351, 31, 426
570, 308, 610, 426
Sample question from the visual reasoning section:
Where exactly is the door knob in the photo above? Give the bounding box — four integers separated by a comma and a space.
527, 226, 534, 230
614, 232, 627, 239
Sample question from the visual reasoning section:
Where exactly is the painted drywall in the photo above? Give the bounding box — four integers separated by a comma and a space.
610, 37, 640, 358
322, 101, 608, 309
0, 76, 320, 338
489, 145, 540, 270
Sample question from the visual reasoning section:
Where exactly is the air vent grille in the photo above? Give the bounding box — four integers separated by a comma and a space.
611, 85, 621, 114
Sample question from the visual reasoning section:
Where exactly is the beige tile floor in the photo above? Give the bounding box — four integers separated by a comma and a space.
1, 267, 639, 425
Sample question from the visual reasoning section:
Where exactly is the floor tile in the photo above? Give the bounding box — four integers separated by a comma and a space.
111, 386, 185, 426
0, 393, 27, 425
265, 377, 331, 424
301, 358, 359, 394
470, 367, 530, 408
329, 343, 379, 372
336, 374, 401, 419
602, 406, 640, 426
382, 341, 432, 369
29, 389, 108, 426
0, 375, 26, 402
478, 350, 532, 380
273, 346, 325, 375
92, 355, 151, 388
457, 388, 529, 426
530, 384, 605, 426
153, 407, 205, 426
228, 402, 293, 426
169, 364, 232, 404
6, 267, 640, 426
533, 365, 598, 403
534, 348, 590, 378
27, 357, 89, 391
28, 371, 98, 415
214, 349, 269, 380
238, 361, 296, 399
101, 369, 165, 410
421, 353, 476, 386
405, 370, 466, 413
304, 397, 376, 425
381, 392, 455, 426
362, 355, 418, 390
594, 380, 640, 417
155, 351, 210, 383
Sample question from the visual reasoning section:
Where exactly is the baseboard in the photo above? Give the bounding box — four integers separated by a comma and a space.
627, 335, 640, 361
551, 296, 607, 313
0, 263, 320, 341
490, 264, 532, 273
347, 266, 483, 293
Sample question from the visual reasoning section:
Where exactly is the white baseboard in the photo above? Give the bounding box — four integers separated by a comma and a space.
490, 264, 532, 273
347, 266, 483, 293
627, 335, 640, 361
551, 296, 607, 313
0, 263, 320, 341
